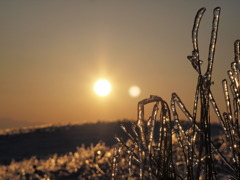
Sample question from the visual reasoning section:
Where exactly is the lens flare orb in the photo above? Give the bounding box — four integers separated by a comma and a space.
129, 86, 141, 98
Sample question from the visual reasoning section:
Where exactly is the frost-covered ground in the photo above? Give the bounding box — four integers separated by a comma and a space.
0, 121, 130, 165
0, 121, 232, 179
0, 142, 113, 179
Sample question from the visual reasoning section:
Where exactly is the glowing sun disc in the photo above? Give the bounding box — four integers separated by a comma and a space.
94, 79, 112, 96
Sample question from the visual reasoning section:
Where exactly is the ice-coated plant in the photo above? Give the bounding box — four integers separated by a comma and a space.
112, 7, 240, 180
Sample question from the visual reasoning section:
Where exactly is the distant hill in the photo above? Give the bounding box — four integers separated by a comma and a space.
0, 120, 223, 165
0, 118, 42, 130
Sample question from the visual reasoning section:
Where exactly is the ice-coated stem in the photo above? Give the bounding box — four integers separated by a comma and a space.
187, 7, 206, 74
205, 7, 221, 78
235, 40, 240, 69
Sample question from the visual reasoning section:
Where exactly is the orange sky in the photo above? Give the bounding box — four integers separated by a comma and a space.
0, 1, 240, 128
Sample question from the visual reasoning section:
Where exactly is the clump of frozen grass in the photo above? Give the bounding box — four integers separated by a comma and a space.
0, 142, 113, 179
113, 96, 175, 179
112, 7, 240, 180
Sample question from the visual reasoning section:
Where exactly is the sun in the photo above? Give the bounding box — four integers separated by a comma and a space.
94, 79, 112, 96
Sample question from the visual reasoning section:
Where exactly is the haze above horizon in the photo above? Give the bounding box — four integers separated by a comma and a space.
0, 1, 240, 129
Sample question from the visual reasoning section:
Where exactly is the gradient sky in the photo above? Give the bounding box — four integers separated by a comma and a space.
0, 1, 240, 128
